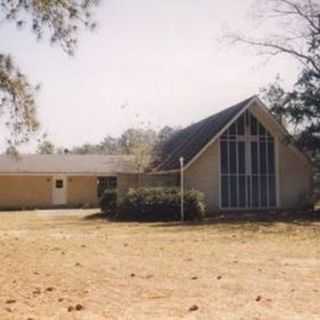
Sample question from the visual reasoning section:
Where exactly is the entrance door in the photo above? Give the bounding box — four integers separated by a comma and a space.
52, 176, 67, 205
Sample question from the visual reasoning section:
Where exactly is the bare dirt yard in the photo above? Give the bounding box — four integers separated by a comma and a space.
0, 210, 320, 320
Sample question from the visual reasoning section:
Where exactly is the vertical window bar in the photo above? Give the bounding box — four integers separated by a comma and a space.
236, 141, 239, 207
257, 139, 261, 208
266, 134, 270, 207
228, 141, 231, 207
246, 114, 251, 208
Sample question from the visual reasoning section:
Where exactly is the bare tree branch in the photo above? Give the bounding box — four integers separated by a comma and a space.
231, 36, 320, 73
228, 0, 320, 73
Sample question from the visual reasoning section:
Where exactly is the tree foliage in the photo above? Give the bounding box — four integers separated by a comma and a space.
0, 0, 98, 149
0, 54, 39, 146
117, 128, 157, 179
1, 0, 98, 55
36, 139, 55, 154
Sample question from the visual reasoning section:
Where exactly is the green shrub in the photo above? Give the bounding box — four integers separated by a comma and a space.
114, 187, 205, 221
99, 189, 117, 217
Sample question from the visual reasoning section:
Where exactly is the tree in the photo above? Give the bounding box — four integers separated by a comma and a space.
5, 145, 20, 158
229, 0, 320, 191
99, 135, 122, 154
230, 1, 320, 72
119, 128, 158, 154
70, 143, 101, 154
0, 55, 39, 147
70, 136, 122, 155
152, 125, 179, 167
37, 139, 55, 154
130, 142, 154, 184
0, 0, 98, 148
119, 128, 157, 185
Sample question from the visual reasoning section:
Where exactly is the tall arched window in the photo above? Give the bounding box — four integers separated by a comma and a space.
220, 110, 277, 209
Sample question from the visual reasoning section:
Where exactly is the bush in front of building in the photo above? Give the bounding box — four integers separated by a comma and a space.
99, 189, 117, 217
100, 187, 205, 221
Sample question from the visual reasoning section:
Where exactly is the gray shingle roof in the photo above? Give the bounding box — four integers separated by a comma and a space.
156, 96, 256, 171
0, 154, 136, 174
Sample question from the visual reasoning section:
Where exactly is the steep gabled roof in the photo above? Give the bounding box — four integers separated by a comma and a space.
156, 96, 256, 172
0, 154, 136, 175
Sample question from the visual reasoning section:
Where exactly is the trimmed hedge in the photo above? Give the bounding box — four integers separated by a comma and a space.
100, 187, 205, 221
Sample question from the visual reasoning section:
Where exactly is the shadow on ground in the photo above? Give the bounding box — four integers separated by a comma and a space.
149, 209, 320, 231
83, 212, 106, 220
84, 210, 320, 228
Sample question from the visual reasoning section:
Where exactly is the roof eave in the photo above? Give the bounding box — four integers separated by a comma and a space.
0, 171, 136, 176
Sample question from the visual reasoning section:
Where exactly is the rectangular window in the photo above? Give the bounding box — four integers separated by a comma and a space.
259, 123, 266, 136
252, 176, 259, 207
268, 142, 275, 174
260, 175, 268, 207
245, 110, 250, 128
230, 175, 237, 207
250, 115, 257, 135
269, 175, 276, 207
237, 114, 245, 135
221, 176, 229, 208
229, 141, 237, 174
56, 179, 64, 189
239, 175, 246, 208
251, 142, 258, 174
229, 123, 236, 135
221, 141, 228, 174
238, 142, 245, 174
247, 176, 252, 207
260, 142, 267, 174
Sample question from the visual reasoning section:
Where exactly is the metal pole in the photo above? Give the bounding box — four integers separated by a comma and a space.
180, 157, 184, 222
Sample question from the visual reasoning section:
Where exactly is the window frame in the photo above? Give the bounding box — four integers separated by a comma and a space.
55, 179, 64, 189
219, 110, 278, 210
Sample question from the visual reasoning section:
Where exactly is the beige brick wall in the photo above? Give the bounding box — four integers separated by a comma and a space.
67, 176, 98, 207
0, 175, 52, 209
278, 141, 313, 208
184, 141, 220, 214
0, 175, 100, 209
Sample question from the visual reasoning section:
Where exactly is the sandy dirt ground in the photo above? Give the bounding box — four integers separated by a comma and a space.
0, 209, 320, 320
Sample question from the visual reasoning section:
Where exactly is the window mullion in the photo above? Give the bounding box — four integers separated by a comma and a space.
228, 141, 231, 208
236, 141, 239, 208
266, 135, 270, 207
257, 137, 261, 208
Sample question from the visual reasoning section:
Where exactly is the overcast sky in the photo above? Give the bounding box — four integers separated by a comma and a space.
0, 0, 300, 151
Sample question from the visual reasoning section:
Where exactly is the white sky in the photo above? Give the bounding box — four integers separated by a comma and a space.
0, 0, 300, 151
